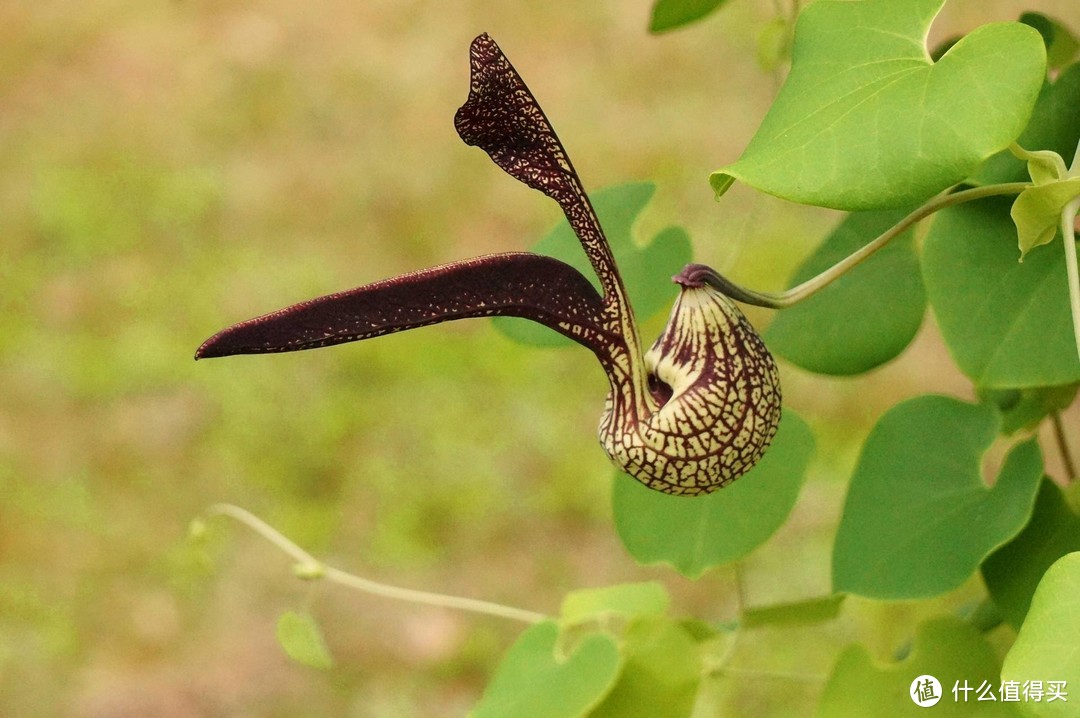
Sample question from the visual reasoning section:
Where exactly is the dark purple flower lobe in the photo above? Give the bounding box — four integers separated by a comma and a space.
196, 252, 613, 361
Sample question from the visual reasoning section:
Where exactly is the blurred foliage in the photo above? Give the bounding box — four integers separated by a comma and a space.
3, 0, 1077, 716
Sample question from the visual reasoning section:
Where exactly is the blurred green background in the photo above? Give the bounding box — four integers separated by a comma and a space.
2, 0, 1077, 715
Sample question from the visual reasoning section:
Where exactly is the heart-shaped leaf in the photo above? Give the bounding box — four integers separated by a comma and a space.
922, 197, 1080, 388
590, 617, 702, 718
711, 0, 1046, 210
613, 410, 813, 578
765, 209, 924, 375
970, 62, 1080, 186
472, 621, 621, 718
649, 0, 728, 33
494, 183, 692, 347
1000, 552, 1080, 718
818, 617, 1013, 717
982, 479, 1080, 629
832, 395, 1043, 599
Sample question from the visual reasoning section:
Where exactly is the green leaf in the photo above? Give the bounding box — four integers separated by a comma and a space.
590, 618, 702, 718
818, 616, 1013, 717
982, 479, 1080, 629
493, 183, 692, 347
765, 209, 924, 375
711, 0, 1046, 210
561, 582, 669, 625
1021, 12, 1080, 71
978, 384, 1080, 434
472, 621, 621, 718
1012, 177, 1080, 257
970, 62, 1080, 186
922, 197, 1080, 388
648, 0, 728, 33
1000, 552, 1080, 718
742, 594, 845, 629
613, 410, 814, 579
275, 611, 334, 670
832, 395, 1043, 599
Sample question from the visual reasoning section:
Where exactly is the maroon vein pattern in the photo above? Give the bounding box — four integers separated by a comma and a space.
454, 35, 636, 336
600, 282, 782, 495
196, 253, 613, 361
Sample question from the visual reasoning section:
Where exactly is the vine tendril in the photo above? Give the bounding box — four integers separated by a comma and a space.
200, 503, 547, 625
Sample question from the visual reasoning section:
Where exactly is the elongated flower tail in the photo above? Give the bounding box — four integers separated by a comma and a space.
196, 252, 613, 360
455, 34, 632, 324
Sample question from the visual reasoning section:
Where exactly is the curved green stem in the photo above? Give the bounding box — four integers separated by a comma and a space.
203, 503, 547, 625
1051, 411, 1077, 483
707, 182, 1031, 309
1062, 196, 1080, 362
732, 561, 747, 615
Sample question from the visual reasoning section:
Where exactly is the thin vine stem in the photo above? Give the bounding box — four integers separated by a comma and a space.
1062, 196, 1080, 362
1062, 137, 1080, 362
203, 503, 547, 625
1051, 411, 1078, 483
732, 561, 747, 615
706, 182, 1031, 309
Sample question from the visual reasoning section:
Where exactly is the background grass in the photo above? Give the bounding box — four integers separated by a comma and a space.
2, 0, 1077, 715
